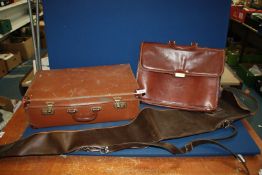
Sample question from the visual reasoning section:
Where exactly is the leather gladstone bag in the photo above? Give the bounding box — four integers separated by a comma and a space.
23, 64, 140, 128
137, 41, 225, 111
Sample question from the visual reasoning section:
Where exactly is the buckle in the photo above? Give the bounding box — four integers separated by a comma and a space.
185, 143, 193, 152
79, 146, 109, 154
221, 120, 231, 128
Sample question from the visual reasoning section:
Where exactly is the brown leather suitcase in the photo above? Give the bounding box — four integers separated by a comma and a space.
23, 64, 140, 128
137, 41, 224, 111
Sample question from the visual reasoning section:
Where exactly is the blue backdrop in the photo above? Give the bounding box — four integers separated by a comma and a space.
42, 0, 231, 72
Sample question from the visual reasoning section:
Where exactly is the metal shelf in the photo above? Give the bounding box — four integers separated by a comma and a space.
0, 16, 30, 39
229, 19, 262, 62
0, 0, 44, 40
0, 0, 29, 39
0, 0, 27, 12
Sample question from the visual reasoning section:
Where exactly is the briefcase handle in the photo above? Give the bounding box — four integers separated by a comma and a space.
168, 41, 198, 50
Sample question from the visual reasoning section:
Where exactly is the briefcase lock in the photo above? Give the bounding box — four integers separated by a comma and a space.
174, 72, 186, 78
42, 102, 54, 115
113, 97, 127, 109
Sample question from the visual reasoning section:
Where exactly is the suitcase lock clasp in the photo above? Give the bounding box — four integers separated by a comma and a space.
67, 107, 78, 114
113, 97, 127, 109
42, 102, 54, 115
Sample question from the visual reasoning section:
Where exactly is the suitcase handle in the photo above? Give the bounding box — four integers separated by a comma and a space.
72, 113, 97, 122
68, 106, 101, 122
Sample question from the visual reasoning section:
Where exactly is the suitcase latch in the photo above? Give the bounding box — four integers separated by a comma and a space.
42, 102, 54, 115
67, 107, 78, 114
113, 97, 127, 109
91, 106, 102, 112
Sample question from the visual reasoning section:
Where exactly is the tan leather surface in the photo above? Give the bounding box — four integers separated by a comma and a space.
24, 64, 139, 128
137, 42, 225, 111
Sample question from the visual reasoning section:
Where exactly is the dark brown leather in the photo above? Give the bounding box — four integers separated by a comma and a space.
0, 88, 256, 158
136, 41, 225, 111
23, 64, 140, 128
0, 96, 13, 112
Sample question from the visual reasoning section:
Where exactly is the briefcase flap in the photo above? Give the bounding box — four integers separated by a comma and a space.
140, 42, 225, 77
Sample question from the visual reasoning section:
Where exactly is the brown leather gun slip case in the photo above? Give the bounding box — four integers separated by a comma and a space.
0, 88, 258, 175
137, 41, 225, 111
23, 64, 140, 128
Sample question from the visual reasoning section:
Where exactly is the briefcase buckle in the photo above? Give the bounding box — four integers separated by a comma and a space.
174, 72, 186, 78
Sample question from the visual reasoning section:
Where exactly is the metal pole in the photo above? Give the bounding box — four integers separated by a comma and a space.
36, 0, 42, 70
27, 0, 40, 71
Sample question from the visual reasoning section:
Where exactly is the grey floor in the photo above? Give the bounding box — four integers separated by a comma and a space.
0, 62, 261, 139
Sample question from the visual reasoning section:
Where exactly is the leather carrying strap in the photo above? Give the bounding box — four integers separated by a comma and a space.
104, 125, 249, 174
0, 88, 257, 174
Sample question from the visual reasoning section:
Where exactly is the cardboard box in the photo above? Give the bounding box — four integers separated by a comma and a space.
1, 37, 34, 60
0, 59, 8, 78
40, 31, 47, 49
40, 21, 47, 49
230, 5, 262, 23
0, 52, 22, 71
